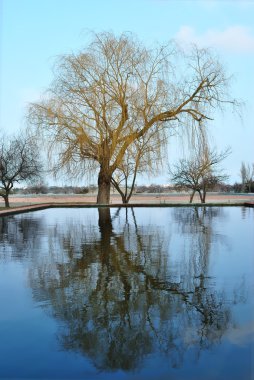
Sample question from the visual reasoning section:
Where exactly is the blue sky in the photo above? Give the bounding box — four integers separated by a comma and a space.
0, 0, 254, 185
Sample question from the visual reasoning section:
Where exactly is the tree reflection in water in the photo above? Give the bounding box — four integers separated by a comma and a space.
0, 214, 43, 259
0, 207, 246, 372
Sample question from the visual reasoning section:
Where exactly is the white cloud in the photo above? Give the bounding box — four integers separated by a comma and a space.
175, 25, 254, 53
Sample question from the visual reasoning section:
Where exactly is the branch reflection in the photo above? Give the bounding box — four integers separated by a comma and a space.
0, 207, 246, 371
0, 214, 43, 259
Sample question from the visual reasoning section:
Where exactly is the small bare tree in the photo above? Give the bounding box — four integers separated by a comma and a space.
111, 128, 167, 203
169, 146, 230, 203
0, 133, 43, 207
110, 147, 141, 204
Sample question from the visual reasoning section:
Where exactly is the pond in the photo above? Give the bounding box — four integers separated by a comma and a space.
0, 206, 253, 379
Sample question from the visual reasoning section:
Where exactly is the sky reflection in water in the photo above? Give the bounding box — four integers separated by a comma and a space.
0, 206, 253, 379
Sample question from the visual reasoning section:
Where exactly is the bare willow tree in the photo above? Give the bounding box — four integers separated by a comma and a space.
0, 133, 43, 207
169, 144, 230, 203
28, 32, 238, 204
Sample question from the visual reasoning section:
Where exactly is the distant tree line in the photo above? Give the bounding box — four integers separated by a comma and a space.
11, 176, 253, 198
231, 182, 254, 193
13, 184, 96, 195
223, 162, 254, 194
12, 182, 233, 196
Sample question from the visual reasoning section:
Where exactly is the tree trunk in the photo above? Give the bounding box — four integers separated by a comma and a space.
201, 189, 206, 203
97, 168, 111, 204
198, 190, 203, 203
189, 190, 195, 203
200, 186, 206, 203
121, 194, 128, 204
4, 194, 10, 208
126, 170, 137, 204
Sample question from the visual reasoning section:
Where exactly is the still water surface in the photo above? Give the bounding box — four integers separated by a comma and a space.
0, 206, 253, 379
